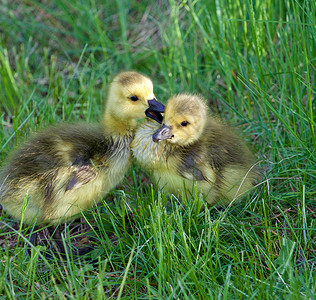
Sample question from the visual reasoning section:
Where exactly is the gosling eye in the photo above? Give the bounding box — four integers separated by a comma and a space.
180, 121, 189, 127
129, 95, 139, 101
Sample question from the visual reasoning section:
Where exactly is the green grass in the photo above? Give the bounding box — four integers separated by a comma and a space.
0, 0, 315, 298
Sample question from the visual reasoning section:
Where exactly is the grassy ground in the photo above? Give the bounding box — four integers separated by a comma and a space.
0, 0, 315, 298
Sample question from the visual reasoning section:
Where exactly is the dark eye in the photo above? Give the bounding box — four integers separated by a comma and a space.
129, 96, 139, 101
180, 121, 189, 127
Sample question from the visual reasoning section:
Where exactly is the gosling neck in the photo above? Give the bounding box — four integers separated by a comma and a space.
101, 110, 137, 136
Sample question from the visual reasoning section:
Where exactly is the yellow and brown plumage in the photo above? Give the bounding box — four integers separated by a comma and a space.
0, 71, 164, 226
132, 93, 260, 206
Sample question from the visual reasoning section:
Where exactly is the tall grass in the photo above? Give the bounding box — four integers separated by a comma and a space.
0, 0, 315, 298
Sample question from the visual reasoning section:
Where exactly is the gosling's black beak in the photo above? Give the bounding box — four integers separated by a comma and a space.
145, 99, 165, 124
148, 99, 165, 113
152, 124, 173, 143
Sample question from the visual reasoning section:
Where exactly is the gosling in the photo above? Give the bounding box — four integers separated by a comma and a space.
131, 93, 260, 207
0, 71, 164, 250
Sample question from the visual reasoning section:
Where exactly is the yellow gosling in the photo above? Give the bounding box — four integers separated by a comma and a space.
0, 71, 164, 226
132, 93, 260, 206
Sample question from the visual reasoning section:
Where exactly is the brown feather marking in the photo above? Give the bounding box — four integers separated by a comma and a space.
66, 164, 97, 191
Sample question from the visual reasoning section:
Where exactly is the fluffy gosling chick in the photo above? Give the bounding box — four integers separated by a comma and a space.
132, 93, 260, 206
0, 71, 164, 227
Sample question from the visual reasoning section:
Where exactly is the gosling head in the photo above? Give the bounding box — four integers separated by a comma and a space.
152, 94, 208, 146
105, 71, 164, 128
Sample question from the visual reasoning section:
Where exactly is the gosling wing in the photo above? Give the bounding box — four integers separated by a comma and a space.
65, 157, 97, 191
174, 141, 219, 184
177, 154, 207, 181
